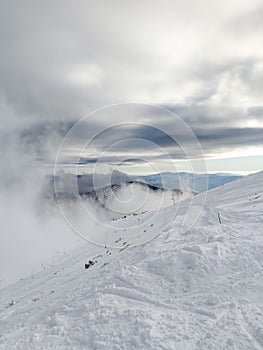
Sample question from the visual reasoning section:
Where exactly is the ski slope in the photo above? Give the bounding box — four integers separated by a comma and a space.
0, 171, 262, 349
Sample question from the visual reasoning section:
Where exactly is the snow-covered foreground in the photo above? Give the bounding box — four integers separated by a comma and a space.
0, 172, 262, 349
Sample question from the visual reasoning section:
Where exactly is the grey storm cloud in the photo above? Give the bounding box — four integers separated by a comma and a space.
1, 0, 263, 166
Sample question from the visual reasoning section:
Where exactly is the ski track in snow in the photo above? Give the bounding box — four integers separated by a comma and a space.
0, 172, 263, 349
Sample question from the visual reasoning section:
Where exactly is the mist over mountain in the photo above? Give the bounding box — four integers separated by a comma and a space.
135, 172, 243, 192
49, 170, 194, 219
51, 170, 243, 199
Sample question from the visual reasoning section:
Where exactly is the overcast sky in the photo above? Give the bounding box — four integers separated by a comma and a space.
1, 0, 263, 175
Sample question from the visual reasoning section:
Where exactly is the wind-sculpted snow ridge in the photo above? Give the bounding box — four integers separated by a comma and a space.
0, 172, 262, 349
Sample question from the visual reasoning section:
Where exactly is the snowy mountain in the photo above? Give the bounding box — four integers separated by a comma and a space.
51, 171, 243, 201
83, 181, 192, 215
0, 171, 262, 349
52, 174, 195, 216
135, 172, 243, 192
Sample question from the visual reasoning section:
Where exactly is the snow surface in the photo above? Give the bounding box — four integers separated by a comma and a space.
0, 171, 262, 349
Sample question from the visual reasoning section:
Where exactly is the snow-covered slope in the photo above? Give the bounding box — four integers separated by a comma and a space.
0, 172, 262, 349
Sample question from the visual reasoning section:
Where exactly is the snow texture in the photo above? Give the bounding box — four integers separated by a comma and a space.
0, 171, 262, 349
